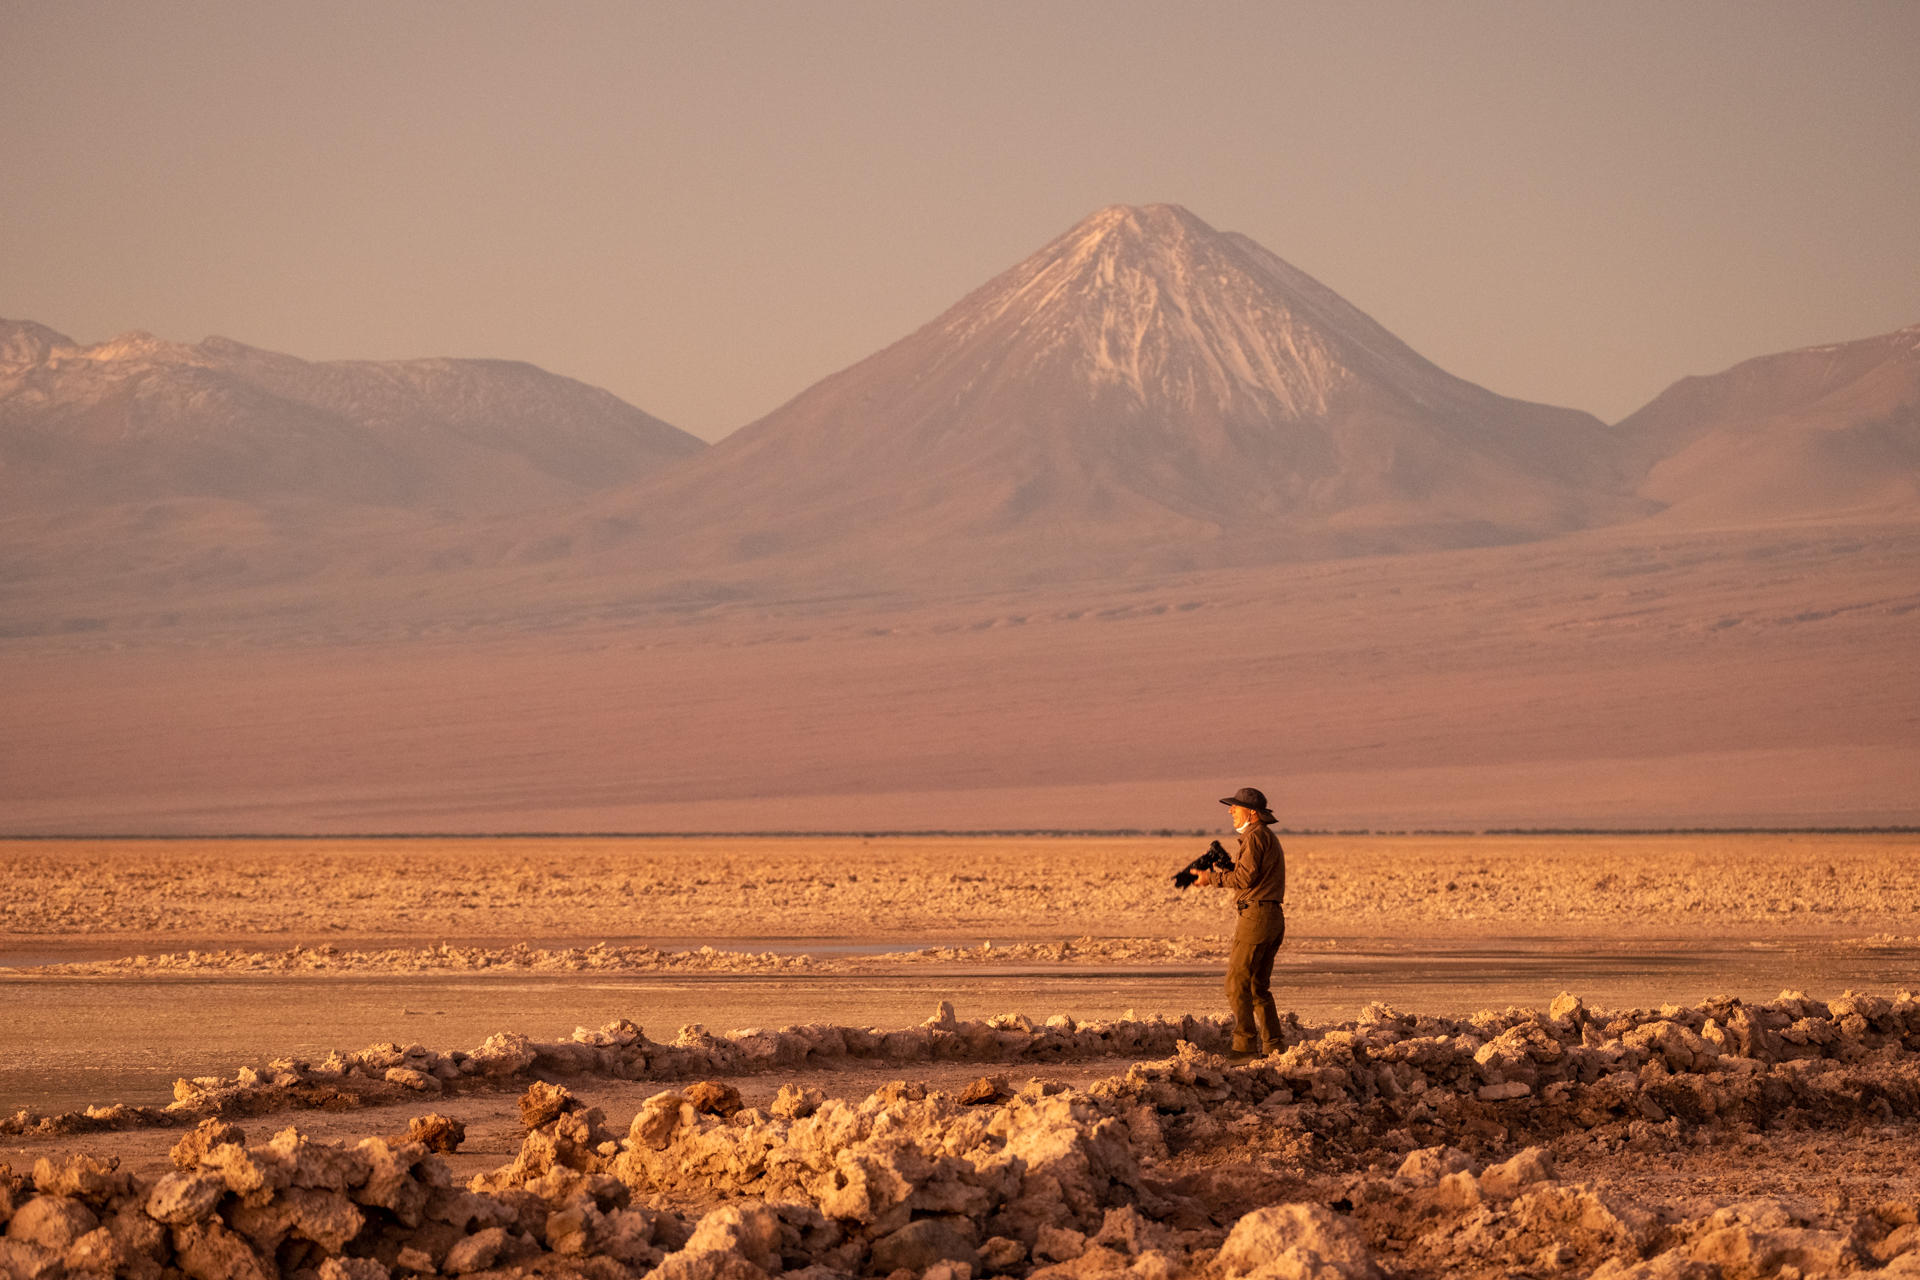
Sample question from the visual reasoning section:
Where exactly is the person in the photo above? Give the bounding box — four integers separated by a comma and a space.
1195, 785, 1288, 1060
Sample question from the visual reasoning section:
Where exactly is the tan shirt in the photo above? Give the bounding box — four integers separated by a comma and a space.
1221, 822, 1286, 908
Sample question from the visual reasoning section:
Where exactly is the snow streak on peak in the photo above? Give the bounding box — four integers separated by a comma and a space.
937, 203, 1460, 421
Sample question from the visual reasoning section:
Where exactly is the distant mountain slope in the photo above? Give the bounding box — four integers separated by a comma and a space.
590, 204, 1650, 586
0, 322, 704, 518
1619, 322, 1920, 525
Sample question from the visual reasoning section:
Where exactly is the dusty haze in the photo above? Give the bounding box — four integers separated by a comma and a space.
3, 3, 1917, 438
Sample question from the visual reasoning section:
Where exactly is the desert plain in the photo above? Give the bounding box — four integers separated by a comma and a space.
4, 832, 1918, 1280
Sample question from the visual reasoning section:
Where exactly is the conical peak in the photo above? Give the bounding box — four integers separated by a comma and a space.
1045, 203, 1234, 280
1066, 202, 1210, 245
936, 202, 1407, 419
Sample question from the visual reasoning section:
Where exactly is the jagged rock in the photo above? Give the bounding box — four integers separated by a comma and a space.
1433, 1170, 1481, 1211
686, 1081, 745, 1117
229, 1186, 365, 1254
1478, 1146, 1554, 1198
66, 1222, 134, 1277
1686, 1224, 1856, 1279
90, 1203, 169, 1280
520, 1081, 582, 1128
772, 1085, 826, 1120
1550, 992, 1588, 1027
1091, 1206, 1174, 1257
6, 1195, 98, 1252
1874, 1222, 1920, 1264
145, 1171, 228, 1225
170, 1118, 246, 1170
630, 1092, 698, 1150
1394, 1146, 1473, 1186
30, 1155, 130, 1206
598, 1207, 666, 1266
872, 1217, 982, 1272
649, 1204, 782, 1280
398, 1112, 466, 1154
394, 1243, 435, 1272
653, 1248, 772, 1280
1033, 1224, 1087, 1262
1505, 1184, 1659, 1259
0, 1238, 62, 1280
1589, 1251, 1722, 1279
384, 1067, 440, 1093
959, 1077, 1012, 1106
442, 1225, 509, 1273
684, 1202, 783, 1271
320, 1255, 393, 1280
171, 1217, 275, 1280
350, 1139, 439, 1228
1624, 1021, 1720, 1072
469, 1031, 538, 1077
980, 1235, 1029, 1271
1217, 1203, 1382, 1279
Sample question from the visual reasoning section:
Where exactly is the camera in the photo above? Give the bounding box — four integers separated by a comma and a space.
1172, 839, 1235, 889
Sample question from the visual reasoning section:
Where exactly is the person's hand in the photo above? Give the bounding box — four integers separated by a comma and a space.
1195, 869, 1214, 887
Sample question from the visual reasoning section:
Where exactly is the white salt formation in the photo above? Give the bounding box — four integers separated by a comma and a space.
3, 990, 1917, 1279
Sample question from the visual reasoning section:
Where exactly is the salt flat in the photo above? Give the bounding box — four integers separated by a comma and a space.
4, 833, 1915, 1114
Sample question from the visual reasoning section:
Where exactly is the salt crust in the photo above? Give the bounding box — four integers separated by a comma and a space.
3, 988, 1919, 1279
16, 937, 1238, 977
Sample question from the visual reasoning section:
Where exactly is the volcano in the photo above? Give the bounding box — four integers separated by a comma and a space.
602, 203, 1650, 587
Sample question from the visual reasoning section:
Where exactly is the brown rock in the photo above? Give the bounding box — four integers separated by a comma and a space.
170, 1117, 246, 1171
1217, 1203, 1382, 1279
0, 1239, 62, 1280
444, 1225, 511, 1274
65, 1223, 132, 1276
629, 1091, 696, 1150
349, 1139, 433, 1228
319, 1256, 394, 1280
171, 1217, 275, 1280
770, 1084, 826, 1119
31, 1154, 130, 1205
685, 1081, 744, 1117
144, 1171, 228, 1225
519, 1080, 581, 1129
1478, 1146, 1555, 1198
958, 1076, 1012, 1106
395, 1112, 466, 1154
6, 1195, 99, 1252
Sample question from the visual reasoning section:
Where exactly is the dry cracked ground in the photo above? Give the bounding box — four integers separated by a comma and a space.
3, 834, 1919, 1280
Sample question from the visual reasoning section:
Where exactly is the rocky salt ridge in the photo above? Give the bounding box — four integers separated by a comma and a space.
5, 1007, 1240, 1139
4, 987, 1920, 1280
11, 938, 1241, 978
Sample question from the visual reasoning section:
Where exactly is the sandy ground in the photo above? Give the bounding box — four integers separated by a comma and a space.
5, 521, 1917, 836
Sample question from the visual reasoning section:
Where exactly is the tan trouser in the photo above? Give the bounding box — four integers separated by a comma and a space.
1225, 902, 1287, 1052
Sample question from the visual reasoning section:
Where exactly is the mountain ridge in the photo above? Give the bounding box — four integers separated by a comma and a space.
1618, 321, 1920, 525
572, 203, 1652, 590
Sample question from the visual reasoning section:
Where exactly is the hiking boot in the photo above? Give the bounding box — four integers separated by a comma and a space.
1225, 1047, 1259, 1062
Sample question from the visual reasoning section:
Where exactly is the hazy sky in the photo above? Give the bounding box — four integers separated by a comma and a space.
4, 2, 1916, 440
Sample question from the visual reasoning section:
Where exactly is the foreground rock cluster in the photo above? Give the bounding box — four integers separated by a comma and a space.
5, 988, 1920, 1278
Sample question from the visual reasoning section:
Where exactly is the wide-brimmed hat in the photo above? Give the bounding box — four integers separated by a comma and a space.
1220, 787, 1276, 821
